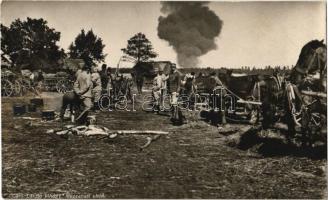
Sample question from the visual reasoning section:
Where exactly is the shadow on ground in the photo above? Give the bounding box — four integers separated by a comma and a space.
237, 128, 327, 159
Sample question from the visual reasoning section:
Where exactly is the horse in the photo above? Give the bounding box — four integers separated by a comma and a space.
289, 40, 327, 144
290, 39, 326, 90
260, 39, 327, 144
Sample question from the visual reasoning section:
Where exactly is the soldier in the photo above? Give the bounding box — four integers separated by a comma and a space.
74, 63, 93, 124
106, 67, 113, 96
91, 66, 102, 110
167, 64, 182, 94
152, 69, 163, 114
181, 71, 196, 95
209, 71, 227, 127
135, 73, 144, 94
99, 64, 109, 92
167, 64, 184, 125
152, 68, 167, 113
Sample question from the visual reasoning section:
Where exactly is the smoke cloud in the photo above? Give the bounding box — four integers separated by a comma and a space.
157, 2, 223, 68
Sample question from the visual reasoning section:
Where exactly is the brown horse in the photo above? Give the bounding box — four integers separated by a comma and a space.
290, 39, 326, 91
261, 40, 327, 144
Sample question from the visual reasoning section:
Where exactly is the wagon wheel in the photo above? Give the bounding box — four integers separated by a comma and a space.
1, 79, 14, 97
286, 84, 302, 126
300, 100, 327, 146
245, 96, 259, 124
20, 79, 32, 94
13, 80, 22, 96
56, 79, 73, 93
34, 81, 44, 93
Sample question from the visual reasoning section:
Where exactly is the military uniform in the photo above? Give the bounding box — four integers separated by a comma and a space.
167, 68, 184, 125
92, 72, 102, 103
209, 73, 227, 126
168, 70, 182, 94
74, 70, 93, 123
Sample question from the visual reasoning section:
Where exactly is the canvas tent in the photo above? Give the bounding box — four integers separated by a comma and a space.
62, 58, 85, 72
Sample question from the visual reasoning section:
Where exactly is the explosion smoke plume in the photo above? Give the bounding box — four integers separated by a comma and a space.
157, 2, 223, 68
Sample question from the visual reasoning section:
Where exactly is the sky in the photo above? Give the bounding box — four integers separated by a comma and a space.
1, 1, 326, 68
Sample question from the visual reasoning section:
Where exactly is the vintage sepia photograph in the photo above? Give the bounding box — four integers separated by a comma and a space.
1, 0, 327, 199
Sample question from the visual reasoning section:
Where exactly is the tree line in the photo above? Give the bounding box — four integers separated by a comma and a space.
1, 17, 158, 72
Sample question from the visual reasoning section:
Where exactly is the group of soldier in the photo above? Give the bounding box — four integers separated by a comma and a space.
151, 63, 227, 126
67, 61, 227, 126
152, 64, 182, 111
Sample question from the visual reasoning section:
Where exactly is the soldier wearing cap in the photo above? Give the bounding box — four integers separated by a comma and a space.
91, 66, 102, 109
209, 71, 227, 127
152, 67, 168, 113
167, 63, 182, 94
167, 63, 185, 125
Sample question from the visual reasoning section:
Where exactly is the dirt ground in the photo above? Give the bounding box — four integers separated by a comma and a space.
1, 91, 327, 199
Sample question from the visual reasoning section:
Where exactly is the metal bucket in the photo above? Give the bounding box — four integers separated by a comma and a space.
13, 105, 26, 116
27, 104, 37, 112
41, 110, 55, 120
30, 98, 44, 107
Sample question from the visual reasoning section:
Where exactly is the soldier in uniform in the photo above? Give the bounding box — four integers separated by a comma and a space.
167, 64, 184, 125
167, 64, 182, 94
209, 71, 227, 127
74, 64, 93, 124
106, 67, 113, 96
91, 66, 102, 110
99, 64, 109, 93
152, 68, 168, 113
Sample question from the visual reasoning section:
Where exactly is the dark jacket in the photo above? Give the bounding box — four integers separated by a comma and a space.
168, 70, 182, 93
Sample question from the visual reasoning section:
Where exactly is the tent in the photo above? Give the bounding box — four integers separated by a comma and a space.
62, 58, 85, 72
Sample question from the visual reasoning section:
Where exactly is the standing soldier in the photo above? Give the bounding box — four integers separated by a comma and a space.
136, 73, 144, 94
167, 64, 182, 94
161, 71, 169, 97
209, 71, 227, 127
152, 68, 161, 113
152, 68, 165, 113
181, 71, 196, 95
99, 64, 109, 93
106, 67, 113, 97
91, 66, 102, 110
167, 64, 184, 125
74, 64, 93, 124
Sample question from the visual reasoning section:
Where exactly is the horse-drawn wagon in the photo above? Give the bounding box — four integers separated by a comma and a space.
259, 40, 326, 145
1, 69, 34, 96
43, 72, 73, 93
283, 40, 326, 144
192, 71, 262, 124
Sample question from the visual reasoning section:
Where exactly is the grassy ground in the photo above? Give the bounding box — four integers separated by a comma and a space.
1, 91, 327, 199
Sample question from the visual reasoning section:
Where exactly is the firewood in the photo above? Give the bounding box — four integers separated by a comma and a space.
140, 135, 161, 150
